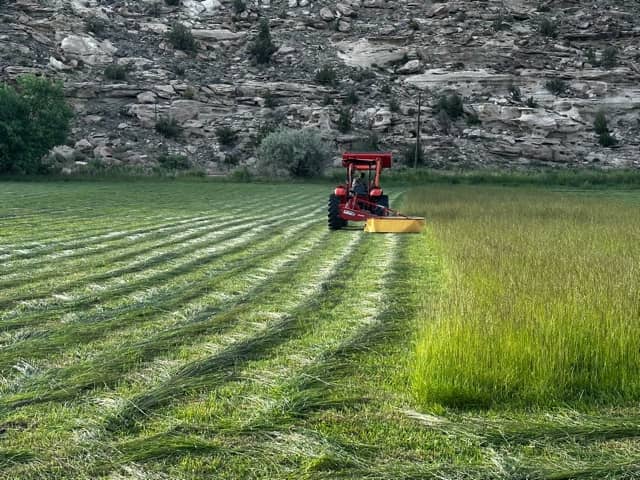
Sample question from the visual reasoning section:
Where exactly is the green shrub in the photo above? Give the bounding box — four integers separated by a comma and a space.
526, 96, 538, 108
508, 84, 522, 102
158, 153, 191, 170
85, 17, 107, 35
155, 117, 182, 138
602, 46, 618, 69
216, 126, 237, 146
337, 108, 351, 133
257, 127, 330, 177
380, 83, 392, 95
350, 68, 376, 83
233, 0, 246, 14
344, 88, 359, 105
263, 90, 275, 108
104, 63, 127, 81
408, 19, 420, 31
435, 93, 464, 119
315, 64, 337, 85
403, 142, 425, 166
544, 78, 568, 96
167, 22, 197, 52
255, 121, 277, 146
594, 110, 617, 147
182, 86, 196, 99
466, 111, 481, 126
0, 75, 73, 174
248, 18, 276, 64
585, 47, 597, 66
230, 165, 253, 182
389, 97, 400, 112
165, 0, 179, 6
539, 17, 557, 38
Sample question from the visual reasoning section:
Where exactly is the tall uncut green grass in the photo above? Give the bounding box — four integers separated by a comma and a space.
407, 186, 640, 407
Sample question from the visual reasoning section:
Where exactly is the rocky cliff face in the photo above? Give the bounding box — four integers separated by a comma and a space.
1, 0, 639, 172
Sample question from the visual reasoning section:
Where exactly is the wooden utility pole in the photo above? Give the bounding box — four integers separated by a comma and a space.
414, 91, 422, 170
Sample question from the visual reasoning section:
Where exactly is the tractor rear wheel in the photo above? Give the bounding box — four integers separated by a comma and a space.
328, 194, 346, 230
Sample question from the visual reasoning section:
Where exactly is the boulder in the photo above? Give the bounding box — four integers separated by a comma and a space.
397, 59, 422, 74
60, 35, 116, 65
336, 39, 409, 68
319, 7, 335, 21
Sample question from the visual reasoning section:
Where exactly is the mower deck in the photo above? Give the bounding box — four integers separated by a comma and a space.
364, 216, 425, 233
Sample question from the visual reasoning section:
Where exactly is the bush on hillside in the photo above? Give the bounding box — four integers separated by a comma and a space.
257, 128, 330, 177
594, 110, 617, 147
248, 18, 276, 64
155, 117, 182, 138
434, 93, 464, 119
0, 75, 73, 174
167, 22, 197, 52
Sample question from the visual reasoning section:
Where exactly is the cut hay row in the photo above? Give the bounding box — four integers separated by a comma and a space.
0, 208, 326, 374
0, 198, 319, 327
0, 217, 333, 408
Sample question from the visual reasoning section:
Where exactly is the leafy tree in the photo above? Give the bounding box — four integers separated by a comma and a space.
257, 128, 330, 177
248, 18, 276, 64
594, 110, 617, 147
0, 75, 73, 174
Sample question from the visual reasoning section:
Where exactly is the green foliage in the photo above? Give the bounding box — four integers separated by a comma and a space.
434, 93, 464, 119
465, 111, 481, 125
544, 78, 568, 96
216, 126, 237, 146
104, 63, 127, 81
389, 96, 400, 112
337, 108, 351, 133
526, 96, 538, 108
155, 117, 182, 138
315, 64, 337, 85
408, 19, 420, 31
182, 86, 196, 99
256, 127, 330, 177
508, 84, 522, 102
248, 18, 276, 64
167, 22, 197, 52
380, 83, 392, 95
165, 0, 180, 6
158, 153, 191, 170
594, 110, 617, 147
263, 90, 275, 108
233, 0, 246, 14
85, 17, 107, 35
230, 165, 253, 181
0, 75, 73, 174
539, 17, 557, 38
403, 142, 425, 166
602, 46, 618, 69
344, 88, 359, 105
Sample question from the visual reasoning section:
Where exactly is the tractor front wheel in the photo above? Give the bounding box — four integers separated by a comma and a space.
328, 194, 346, 230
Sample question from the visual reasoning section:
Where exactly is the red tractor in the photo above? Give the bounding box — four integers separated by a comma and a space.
327, 152, 392, 230
328, 152, 425, 233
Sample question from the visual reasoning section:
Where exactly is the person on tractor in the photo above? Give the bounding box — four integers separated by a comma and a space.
351, 172, 368, 196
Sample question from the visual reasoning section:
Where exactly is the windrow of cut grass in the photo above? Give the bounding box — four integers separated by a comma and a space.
406, 185, 640, 407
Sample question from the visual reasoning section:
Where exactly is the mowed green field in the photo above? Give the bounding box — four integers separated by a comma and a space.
1, 181, 639, 479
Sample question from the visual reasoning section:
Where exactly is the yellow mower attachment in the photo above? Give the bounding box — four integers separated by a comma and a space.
364, 216, 425, 233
